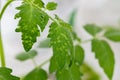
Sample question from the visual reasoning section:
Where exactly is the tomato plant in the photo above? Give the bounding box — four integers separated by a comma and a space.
1, 0, 119, 80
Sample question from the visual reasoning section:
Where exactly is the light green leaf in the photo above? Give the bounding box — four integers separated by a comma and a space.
48, 21, 73, 69
15, 2, 49, 51
38, 38, 50, 48
33, 0, 44, 8
46, 2, 57, 10
104, 29, 120, 42
74, 45, 84, 65
92, 39, 115, 79
16, 50, 37, 61
84, 24, 102, 36
0, 67, 20, 80
23, 67, 47, 80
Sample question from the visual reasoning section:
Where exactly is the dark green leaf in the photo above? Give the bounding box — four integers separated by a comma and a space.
0, 67, 20, 80
38, 38, 50, 48
104, 29, 120, 42
46, 2, 57, 10
48, 21, 73, 69
84, 24, 102, 36
16, 50, 37, 61
74, 45, 84, 65
15, 2, 49, 51
23, 67, 47, 80
92, 39, 115, 79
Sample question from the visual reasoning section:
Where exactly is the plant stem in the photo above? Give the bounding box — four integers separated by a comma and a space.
39, 59, 50, 67
0, 0, 14, 67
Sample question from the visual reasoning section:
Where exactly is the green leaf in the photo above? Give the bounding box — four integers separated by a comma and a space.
46, 2, 57, 10
84, 24, 102, 36
0, 67, 20, 80
70, 63, 81, 80
38, 38, 50, 48
74, 45, 84, 65
16, 50, 37, 61
48, 21, 73, 69
69, 9, 77, 27
104, 29, 120, 42
15, 2, 49, 51
33, 0, 44, 8
23, 67, 47, 80
49, 56, 57, 73
92, 39, 115, 79
56, 69, 71, 80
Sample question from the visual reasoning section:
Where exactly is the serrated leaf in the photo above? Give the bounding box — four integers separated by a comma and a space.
74, 45, 84, 65
46, 2, 57, 10
56, 69, 71, 80
16, 50, 37, 61
48, 21, 73, 69
0, 67, 20, 80
23, 67, 47, 80
104, 29, 120, 42
15, 2, 49, 51
84, 24, 102, 36
38, 38, 50, 48
92, 39, 115, 79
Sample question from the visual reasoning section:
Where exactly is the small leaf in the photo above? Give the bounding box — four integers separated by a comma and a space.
70, 63, 81, 80
23, 67, 47, 80
15, 2, 49, 51
46, 2, 57, 10
0, 67, 20, 80
69, 9, 77, 27
33, 0, 44, 8
74, 45, 84, 65
56, 69, 71, 80
84, 24, 102, 36
16, 50, 37, 61
92, 39, 115, 79
38, 38, 50, 48
49, 56, 58, 73
104, 29, 120, 42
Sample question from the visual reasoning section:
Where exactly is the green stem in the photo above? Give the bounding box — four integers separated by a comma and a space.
0, 0, 14, 67
39, 59, 50, 67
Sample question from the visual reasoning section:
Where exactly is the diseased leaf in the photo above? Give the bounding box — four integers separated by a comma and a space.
23, 67, 47, 80
15, 2, 49, 51
16, 50, 37, 61
84, 24, 102, 36
38, 38, 50, 48
74, 45, 84, 65
48, 21, 73, 69
46, 2, 57, 10
0, 67, 20, 80
92, 39, 115, 79
104, 29, 120, 42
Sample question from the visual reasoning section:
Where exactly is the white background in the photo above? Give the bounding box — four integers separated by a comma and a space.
1, 0, 120, 80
